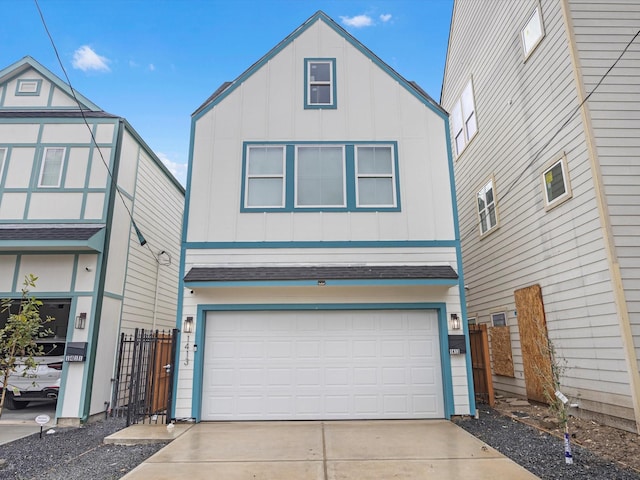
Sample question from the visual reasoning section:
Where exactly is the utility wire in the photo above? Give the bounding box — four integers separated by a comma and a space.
33, 0, 161, 261
459, 28, 640, 245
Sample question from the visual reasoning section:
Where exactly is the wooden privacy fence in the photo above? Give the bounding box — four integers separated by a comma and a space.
469, 324, 494, 406
111, 328, 177, 426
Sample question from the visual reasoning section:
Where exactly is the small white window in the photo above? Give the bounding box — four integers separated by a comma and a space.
491, 312, 507, 327
295, 146, 345, 207
542, 155, 572, 209
451, 80, 478, 156
306, 59, 336, 108
477, 178, 498, 235
39, 147, 65, 187
245, 146, 285, 208
355, 145, 396, 207
0, 148, 6, 177
468, 316, 477, 326
522, 6, 544, 58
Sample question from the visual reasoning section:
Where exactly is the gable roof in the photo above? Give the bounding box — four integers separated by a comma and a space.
193, 11, 447, 119
0, 56, 103, 112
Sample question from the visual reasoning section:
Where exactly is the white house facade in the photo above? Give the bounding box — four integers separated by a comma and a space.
442, 0, 640, 432
0, 57, 184, 425
174, 11, 473, 422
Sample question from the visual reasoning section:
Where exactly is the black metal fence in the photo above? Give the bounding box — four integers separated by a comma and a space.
111, 328, 177, 426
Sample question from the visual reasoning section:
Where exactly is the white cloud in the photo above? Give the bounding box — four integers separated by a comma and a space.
156, 152, 187, 186
148, 64, 156, 72
129, 60, 139, 68
72, 46, 110, 72
380, 13, 392, 23
340, 14, 374, 28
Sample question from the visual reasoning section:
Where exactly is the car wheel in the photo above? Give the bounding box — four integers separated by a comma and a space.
4, 392, 29, 410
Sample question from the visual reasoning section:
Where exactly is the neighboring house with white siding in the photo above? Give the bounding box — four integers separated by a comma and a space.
174, 11, 473, 422
0, 56, 184, 425
442, 0, 640, 432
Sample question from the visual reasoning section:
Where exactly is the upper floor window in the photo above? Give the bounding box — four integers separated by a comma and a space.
296, 146, 345, 207
305, 59, 336, 109
522, 5, 544, 58
245, 146, 285, 208
0, 148, 6, 177
38, 147, 65, 187
355, 145, 396, 207
542, 154, 572, 209
477, 178, 498, 235
451, 80, 477, 156
242, 142, 399, 212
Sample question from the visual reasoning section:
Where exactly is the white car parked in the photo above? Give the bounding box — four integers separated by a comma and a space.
4, 341, 64, 410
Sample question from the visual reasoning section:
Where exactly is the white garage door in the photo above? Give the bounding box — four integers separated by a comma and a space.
201, 310, 443, 420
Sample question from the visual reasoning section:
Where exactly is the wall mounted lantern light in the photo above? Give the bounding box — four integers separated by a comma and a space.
183, 316, 194, 366
75, 312, 87, 329
450, 313, 461, 331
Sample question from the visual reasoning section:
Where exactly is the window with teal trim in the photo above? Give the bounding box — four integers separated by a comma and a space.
245, 146, 285, 207
0, 148, 6, 177
242, 142, 400, 212
305, 59, 336, 109
296, 146, 345, 207
38, 147, 65, 187
355, 146, 396, 207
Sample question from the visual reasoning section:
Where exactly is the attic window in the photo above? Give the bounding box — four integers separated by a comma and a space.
305, 59, 336, 109
16, 79, 42, 96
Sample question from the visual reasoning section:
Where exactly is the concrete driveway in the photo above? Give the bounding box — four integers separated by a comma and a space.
122, 420, 539, 479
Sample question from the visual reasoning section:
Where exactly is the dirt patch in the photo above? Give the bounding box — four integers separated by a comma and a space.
492, 396, 640, 473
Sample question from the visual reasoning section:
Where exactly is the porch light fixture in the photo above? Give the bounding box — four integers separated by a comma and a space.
183, 316, 193, 366
450, 313, 461, 330
75, 312, 86, 329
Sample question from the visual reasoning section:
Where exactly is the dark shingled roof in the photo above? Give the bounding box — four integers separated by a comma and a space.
0, 226, 104, 241
184, 265, 458, 283
0, 110, 117, 118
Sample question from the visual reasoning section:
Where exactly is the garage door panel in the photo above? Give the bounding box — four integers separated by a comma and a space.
202, 310, 444, 420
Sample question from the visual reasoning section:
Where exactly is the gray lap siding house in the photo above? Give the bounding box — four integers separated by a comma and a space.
442, 0, 640, 432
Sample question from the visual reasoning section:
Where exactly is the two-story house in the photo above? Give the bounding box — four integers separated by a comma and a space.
174, 11, 473, 422
442, 0, 640, 432
0, 56, 184, 425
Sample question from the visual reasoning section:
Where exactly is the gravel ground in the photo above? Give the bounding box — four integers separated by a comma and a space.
1, 408, 639, 479
455, 407, 640, 480
0, 417, 166, 480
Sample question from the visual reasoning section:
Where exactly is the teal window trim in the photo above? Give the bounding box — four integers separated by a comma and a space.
189, 302, 455, 422
240, 141, 401, 212
0, 147, 6, 180
304, 58, 337, 109
38, 146, 67, 188
15, 78, 43, 96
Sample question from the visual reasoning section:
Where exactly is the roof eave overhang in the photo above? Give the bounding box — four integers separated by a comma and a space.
185, 278, 459, 288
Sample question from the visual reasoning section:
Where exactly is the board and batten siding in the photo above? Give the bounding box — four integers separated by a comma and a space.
443, 0, 636, 427
568, 0, 640, 374
119, 130, 184, 333
187, 19, 454, 245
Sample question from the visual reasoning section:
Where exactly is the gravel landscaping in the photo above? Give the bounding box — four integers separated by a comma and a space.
455, 407, 640, 480
1, 408, 639, 479
0, 416, 166, 480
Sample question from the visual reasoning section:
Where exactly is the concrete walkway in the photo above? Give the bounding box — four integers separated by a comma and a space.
121, 420, 539, 479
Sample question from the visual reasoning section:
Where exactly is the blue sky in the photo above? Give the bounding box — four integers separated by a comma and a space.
1, 1, 453, 186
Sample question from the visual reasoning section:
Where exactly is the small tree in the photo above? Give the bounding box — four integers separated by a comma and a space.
0, 274, 53, 418
534, 322, 573, 464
